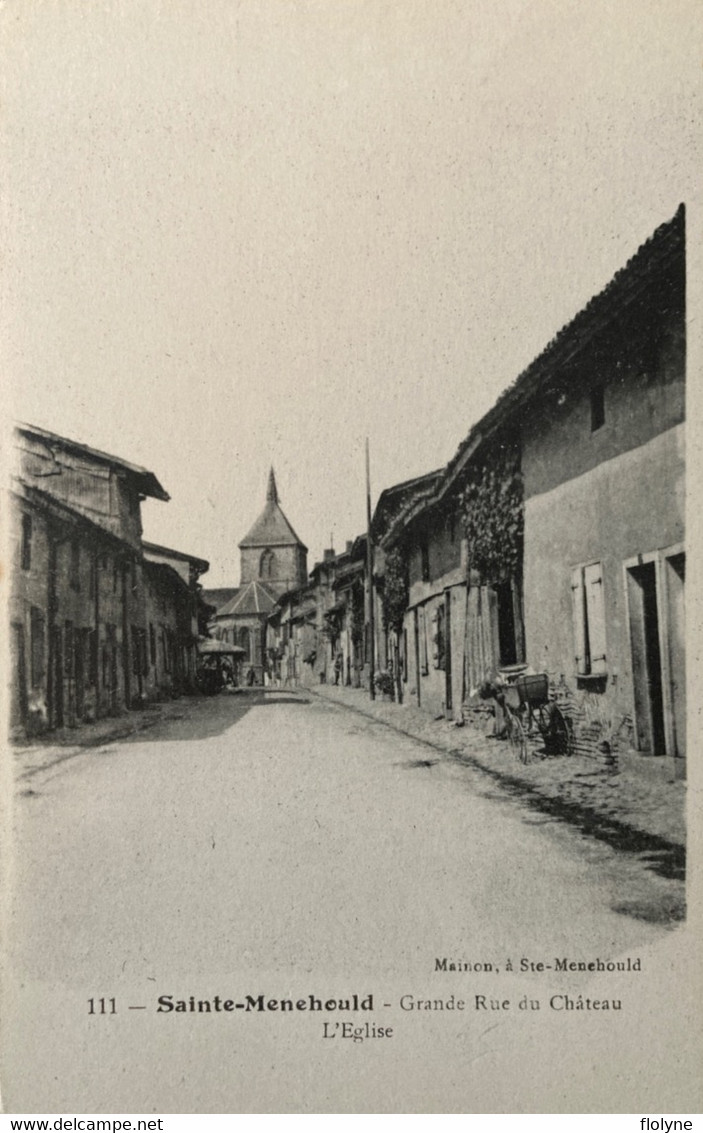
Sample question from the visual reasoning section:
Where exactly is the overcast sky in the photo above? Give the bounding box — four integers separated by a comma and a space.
3, 0, 700, 586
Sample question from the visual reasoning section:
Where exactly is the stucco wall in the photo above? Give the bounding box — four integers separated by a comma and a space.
523, 424, 684, 722
407, 516, 461, 602
521, 300, 684, 502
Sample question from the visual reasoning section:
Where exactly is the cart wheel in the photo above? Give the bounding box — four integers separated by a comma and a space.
507, 709, 528, 764
539, 702, 571, 755
556, 705, 574, 756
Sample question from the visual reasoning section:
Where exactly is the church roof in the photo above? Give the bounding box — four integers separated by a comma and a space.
216, 580, 279, 617
238, 467, 308, 551
202, 587, 240, 612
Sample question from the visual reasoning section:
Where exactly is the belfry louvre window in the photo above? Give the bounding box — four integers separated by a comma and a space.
570, 562, 607, 675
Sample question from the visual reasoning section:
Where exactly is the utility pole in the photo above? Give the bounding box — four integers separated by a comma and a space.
365, 438, 376, 700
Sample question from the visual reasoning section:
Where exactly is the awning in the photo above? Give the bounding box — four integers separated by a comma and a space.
198, 639, 246, 656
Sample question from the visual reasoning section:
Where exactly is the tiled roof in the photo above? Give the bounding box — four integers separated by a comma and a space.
143, 559, 190, 594
202, 588, 240, 612
238, 468, 307, 550
372, 469, 443, 541
216, 580, 278, 617
238, 499, 307, 550
382, 204, 685, 543
441, 204, 685, 496
142, 540, 209, 573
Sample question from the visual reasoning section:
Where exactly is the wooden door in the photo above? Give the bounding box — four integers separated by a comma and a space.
665, 553, 685, 759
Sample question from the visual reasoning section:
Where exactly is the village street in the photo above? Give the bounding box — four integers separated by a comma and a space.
4, 690, 693, 1113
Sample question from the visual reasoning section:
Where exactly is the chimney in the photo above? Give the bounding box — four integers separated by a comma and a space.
323, 548, 335, 562
346, 541, 353, 553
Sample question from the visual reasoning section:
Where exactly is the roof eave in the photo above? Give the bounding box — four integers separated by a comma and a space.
16, 423, 170, 502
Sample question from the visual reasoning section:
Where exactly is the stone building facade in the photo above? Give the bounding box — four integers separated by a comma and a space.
9, 425, 208, 737
379, 206, 686, 773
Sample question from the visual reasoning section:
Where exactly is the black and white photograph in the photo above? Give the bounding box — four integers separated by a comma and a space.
1, 0, 701, 1116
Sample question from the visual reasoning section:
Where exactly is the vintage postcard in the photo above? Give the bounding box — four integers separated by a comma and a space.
1, 0, 702, 1115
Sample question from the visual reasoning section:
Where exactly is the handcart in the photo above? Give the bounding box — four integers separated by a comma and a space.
503, 672, 573, 764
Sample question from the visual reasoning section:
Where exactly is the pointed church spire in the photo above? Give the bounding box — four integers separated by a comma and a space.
266, 466, 279, 504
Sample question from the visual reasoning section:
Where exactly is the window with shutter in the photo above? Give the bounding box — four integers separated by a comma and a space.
571, 562, 607, 675
584, 562, 607, 674
570, 567, 587, 673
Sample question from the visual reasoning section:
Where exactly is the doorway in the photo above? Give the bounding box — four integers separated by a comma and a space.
665, 552, 685, 759
626, 561, 665, 754
494, 580, 517, 666
413, 607, 421, 708
51, 625, 64, 728
13, 623, 28, 727
444, 592, 452, 714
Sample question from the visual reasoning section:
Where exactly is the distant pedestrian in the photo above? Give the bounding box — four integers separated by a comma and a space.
334, 652, 343, 686
246, 666, 255, 687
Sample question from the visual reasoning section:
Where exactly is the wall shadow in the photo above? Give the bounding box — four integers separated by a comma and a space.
118, 690, 312, 746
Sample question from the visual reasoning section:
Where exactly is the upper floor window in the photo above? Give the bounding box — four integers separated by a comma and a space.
590, 385, 605, 432
21, 514, 32, 570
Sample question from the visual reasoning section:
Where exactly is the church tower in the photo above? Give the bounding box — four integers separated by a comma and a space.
238, 467, 308, 595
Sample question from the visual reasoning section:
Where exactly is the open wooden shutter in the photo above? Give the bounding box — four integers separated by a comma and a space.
570, 567, 587, 673
584, 561, 607, 674
418, 605, 428, 674
430, 606, 439, 669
